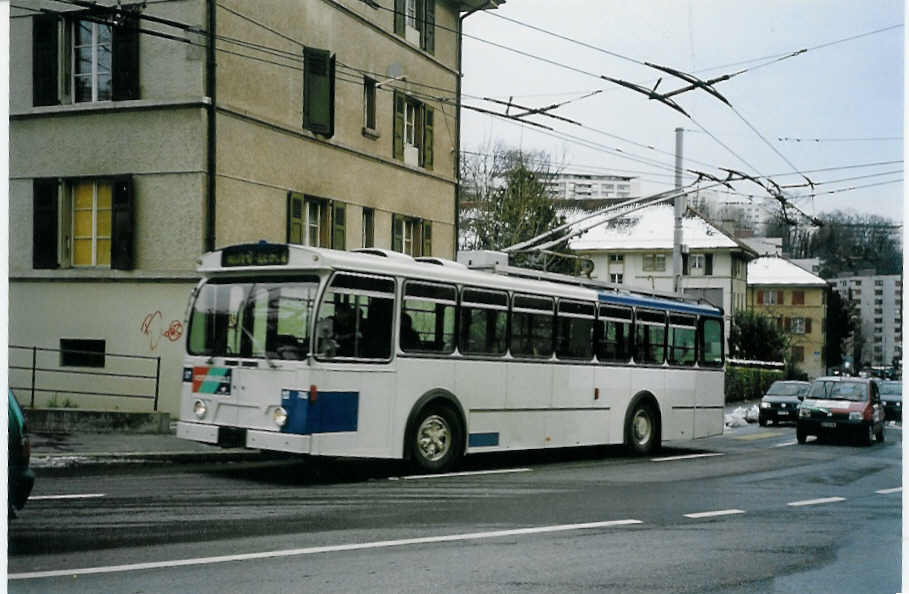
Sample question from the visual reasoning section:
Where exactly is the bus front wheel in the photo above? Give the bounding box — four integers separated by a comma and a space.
626, 401, 659, 456
409, 404, 462, 473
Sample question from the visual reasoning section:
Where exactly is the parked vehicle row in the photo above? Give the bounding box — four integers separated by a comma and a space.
758, 377, 898, 446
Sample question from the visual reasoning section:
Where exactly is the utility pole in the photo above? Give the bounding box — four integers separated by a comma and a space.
672, 127, 685, 294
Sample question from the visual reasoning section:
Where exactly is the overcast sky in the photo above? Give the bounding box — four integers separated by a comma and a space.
459, 1, 904, 223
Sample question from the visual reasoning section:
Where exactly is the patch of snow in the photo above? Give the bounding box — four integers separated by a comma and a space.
724, 405, 759, 430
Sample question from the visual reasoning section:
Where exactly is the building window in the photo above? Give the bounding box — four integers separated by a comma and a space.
790, 317, 812, 334
874, 326, 883, 334
758, 290, 782, 305
32, 13, 139, 106
393, 0, 436, 54
361, 208, 375, 248
72, 180, 112, 267
791, 291, 805, 305
642, 254, 666, 272
60, 338, 105, 368
287, 193, 344, 249
609, 254, 624, 263
393, 92, 434, 169
690, 254, 705, 272
875, 280, 884, 286
32, 177, 134, 270
853, 280, 862, 286
391, 214, 429, 256
363, 77, 377, 132
610, 273, 623, 284
73, 20, 113, 103
303, 47, 335, 137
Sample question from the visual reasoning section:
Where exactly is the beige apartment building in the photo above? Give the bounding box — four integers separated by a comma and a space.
10, 0, 500, 414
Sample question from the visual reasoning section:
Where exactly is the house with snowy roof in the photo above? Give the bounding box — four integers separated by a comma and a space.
747, 256, 829, 378
568, 205, 758, 343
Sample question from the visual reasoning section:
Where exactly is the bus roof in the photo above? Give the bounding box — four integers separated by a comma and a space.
199, 243, 723, 317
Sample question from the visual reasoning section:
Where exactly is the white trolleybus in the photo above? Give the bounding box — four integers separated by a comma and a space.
177, 242, 725, 472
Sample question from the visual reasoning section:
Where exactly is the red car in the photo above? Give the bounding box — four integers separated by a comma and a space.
797, 377, 885, 445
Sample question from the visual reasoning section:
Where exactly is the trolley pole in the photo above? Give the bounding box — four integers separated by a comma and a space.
672, 127, 685, 294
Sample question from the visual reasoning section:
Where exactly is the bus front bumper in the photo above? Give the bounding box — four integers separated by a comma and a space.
176, 421, 312, 454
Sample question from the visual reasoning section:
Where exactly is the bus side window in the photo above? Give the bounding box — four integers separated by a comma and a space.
401, 281, 457, 354
668, 314, 696, 366
460, 288, 508, 356
511, 294, 554, 358
556, 300, 595, 360
635, 309, 667, 364
596, 305, 632, 363
698, 317, 724, 367
315, 273, 395, 360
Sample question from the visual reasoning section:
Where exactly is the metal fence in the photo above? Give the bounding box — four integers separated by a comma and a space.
9, 345, 162, 411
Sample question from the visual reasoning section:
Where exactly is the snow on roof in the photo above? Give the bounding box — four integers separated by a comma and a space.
568, 205, 741, 251
747, 256, 828, 286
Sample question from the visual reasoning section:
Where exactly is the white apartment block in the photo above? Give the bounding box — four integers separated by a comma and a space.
546, 173, 640, 201
832, 273, 903, 368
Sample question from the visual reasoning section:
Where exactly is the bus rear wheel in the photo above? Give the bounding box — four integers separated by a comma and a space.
409, 404, 462, 473
626, 401, 659, 456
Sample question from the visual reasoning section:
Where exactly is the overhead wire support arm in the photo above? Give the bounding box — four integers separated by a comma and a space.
480, 96, 584, 126
599, 74, 690, 117
643, 62, 739, 106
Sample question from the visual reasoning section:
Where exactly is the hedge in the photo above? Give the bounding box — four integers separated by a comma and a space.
725, 366, 784, 403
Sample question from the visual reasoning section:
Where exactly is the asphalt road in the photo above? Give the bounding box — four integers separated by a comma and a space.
8, 422, 902, 593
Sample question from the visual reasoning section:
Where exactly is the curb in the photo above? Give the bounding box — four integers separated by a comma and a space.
31, 449, 282, 470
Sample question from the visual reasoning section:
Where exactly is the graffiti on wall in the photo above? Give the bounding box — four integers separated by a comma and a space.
140, 311, 184, 351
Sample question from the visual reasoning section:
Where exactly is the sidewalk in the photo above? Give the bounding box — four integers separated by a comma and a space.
29, 426, 274, 470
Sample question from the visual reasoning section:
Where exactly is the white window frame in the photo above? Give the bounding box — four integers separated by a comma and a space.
406, 0, 417, 28
72, 19, 112, 104
764, 290, 778, 305
790, 317, 806, 334
305, 199, 322, 247
610, 273, 623, 284
404, 100, 417, 146
70, 180, 112, 268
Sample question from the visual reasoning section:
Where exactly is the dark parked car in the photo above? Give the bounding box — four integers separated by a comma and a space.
759, 380, 810, 426
8, 390, 35, 516
797, 377, 885, 445
878, 380, 902, 422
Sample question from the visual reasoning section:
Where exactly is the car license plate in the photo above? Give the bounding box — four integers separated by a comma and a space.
777, 410, 789, 415
821, 422, 836, 428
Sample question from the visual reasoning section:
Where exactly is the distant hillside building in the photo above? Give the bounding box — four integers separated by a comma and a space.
545, 173, 640, 204
831, 273, 903, 369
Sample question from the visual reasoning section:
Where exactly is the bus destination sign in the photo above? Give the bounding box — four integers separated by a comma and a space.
221, 244, 289, 267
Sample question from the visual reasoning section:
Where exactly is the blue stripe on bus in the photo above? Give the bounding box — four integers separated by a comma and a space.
597, 293, 722, 316
280, 390, 359, 434
468, 432, 500, 447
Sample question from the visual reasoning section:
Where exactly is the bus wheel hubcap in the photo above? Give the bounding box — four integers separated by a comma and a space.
417, 415, 450, 462
633, 410, 652, 445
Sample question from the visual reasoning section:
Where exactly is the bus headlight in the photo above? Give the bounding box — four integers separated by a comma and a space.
193, 399, 207, 419
273, 407, 288, 428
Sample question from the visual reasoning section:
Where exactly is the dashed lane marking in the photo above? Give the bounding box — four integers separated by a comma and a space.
393, 468, 533, 481
30, 493, 106, 501
8, 519, 643, 580
733, 432, 784, 441
787, 497, 846, 507
650, 453, 724, 462
684, 509, 745, 519
876, 487, 902, 494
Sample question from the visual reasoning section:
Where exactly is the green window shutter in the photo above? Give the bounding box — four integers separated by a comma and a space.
303, 47, 335, 137
332, 203, 346, 250
110, 176, 135, 270
112, 14, 140, 100
705, 253, 714, 275
394, 0, 405, 36
33, 14, 59, 106
392, 214, 403, 252
422, 0, 435, 54
393, 91, 405, 160
682, 253, 689, 275
422, 106, 434, 170
33, 178, 59, 269
422, 220, 432, 257
287, 192, 304, 244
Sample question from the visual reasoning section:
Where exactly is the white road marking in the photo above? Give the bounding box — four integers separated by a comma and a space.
8, 519, 643, 580
772, 440, 798, 448
684, 509, 745, 519
30, 493, 106, 501
650, 453, 724, 462
876, 487, 902, 494
395, 468, 533, 481
787, 497, 846, 507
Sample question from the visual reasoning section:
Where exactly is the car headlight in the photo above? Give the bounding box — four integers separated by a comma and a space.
193, 399, 207, 419
761, 401, 771, 409
897, 401, 901, 407
799, 408, 810, 418
273, 406, 288, 428
849, 411, 862, 422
